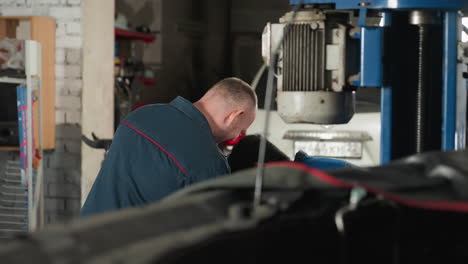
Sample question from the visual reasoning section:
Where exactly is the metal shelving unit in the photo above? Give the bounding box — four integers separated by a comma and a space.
0, 40, 44, 240
0, 77, 26, 84
0, 160, 27, 239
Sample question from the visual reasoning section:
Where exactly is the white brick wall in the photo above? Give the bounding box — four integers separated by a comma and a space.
56, 95, 81, 110
0, 7, 49, 16
49, 7, 81, 19
55, 64, 81, 78
56, 22, 66, 36
36, 0, 61, 5
65, 21, 81, 35
55, 47, 66, 64
55, 110, 66, 124
66, 48, 81, 64
65, 111, 81, 124
2, 0, 26, 5
67, 0, 81, 6
56, 35, 82, 48
53, 110, 81, 127
56, 78, 82, 96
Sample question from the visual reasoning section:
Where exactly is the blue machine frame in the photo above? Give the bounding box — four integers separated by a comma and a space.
290, 0, 468, 10
442, 12, 458, 151
290, 0, 467, 164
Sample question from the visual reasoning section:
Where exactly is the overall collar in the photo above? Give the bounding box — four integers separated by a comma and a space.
170, 96, 211, 133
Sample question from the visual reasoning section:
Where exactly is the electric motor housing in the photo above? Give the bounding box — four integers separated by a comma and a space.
262, 9, 360, 124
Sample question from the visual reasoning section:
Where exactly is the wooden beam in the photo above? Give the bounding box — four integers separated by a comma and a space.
30, 16, 56, 150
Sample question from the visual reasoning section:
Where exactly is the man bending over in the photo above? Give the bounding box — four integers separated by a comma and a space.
81, 77, 257, 217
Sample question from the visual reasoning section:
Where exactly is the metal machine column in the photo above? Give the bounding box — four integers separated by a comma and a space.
442, 11, 458, 150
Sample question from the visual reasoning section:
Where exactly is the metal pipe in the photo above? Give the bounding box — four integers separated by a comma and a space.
415, 25, 428, 153
304, 24, 308, 91
409, 11, 437, 153
25, 43, 34, 231
313, 29, 318, 90
300, 24, 309, 91
254, 1, 303, 209
321, 27, 326, 90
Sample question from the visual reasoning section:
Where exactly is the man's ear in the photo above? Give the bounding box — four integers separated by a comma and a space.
224, 109, 244, 126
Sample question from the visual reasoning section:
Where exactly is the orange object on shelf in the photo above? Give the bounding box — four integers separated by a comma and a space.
33, 149, 42, 169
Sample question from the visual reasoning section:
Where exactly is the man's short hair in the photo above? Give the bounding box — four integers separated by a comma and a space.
210, 77, 257, 110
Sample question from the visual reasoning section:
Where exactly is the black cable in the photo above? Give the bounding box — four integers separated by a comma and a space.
253, 0, 304, 209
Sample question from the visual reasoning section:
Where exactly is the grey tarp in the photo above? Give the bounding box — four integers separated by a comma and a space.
1, 150, 468, 263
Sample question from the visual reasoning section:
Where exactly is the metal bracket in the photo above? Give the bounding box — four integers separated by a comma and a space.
81, 133, 112, 151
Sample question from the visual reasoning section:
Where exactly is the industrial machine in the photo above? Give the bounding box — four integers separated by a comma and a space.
262, 0, 468, 164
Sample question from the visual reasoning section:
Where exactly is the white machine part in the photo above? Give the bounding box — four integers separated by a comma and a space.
262, 9, 356, 124
248, 109, 381, 167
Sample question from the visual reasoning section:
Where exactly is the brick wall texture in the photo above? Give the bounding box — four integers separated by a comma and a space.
0, 0, 83, 225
